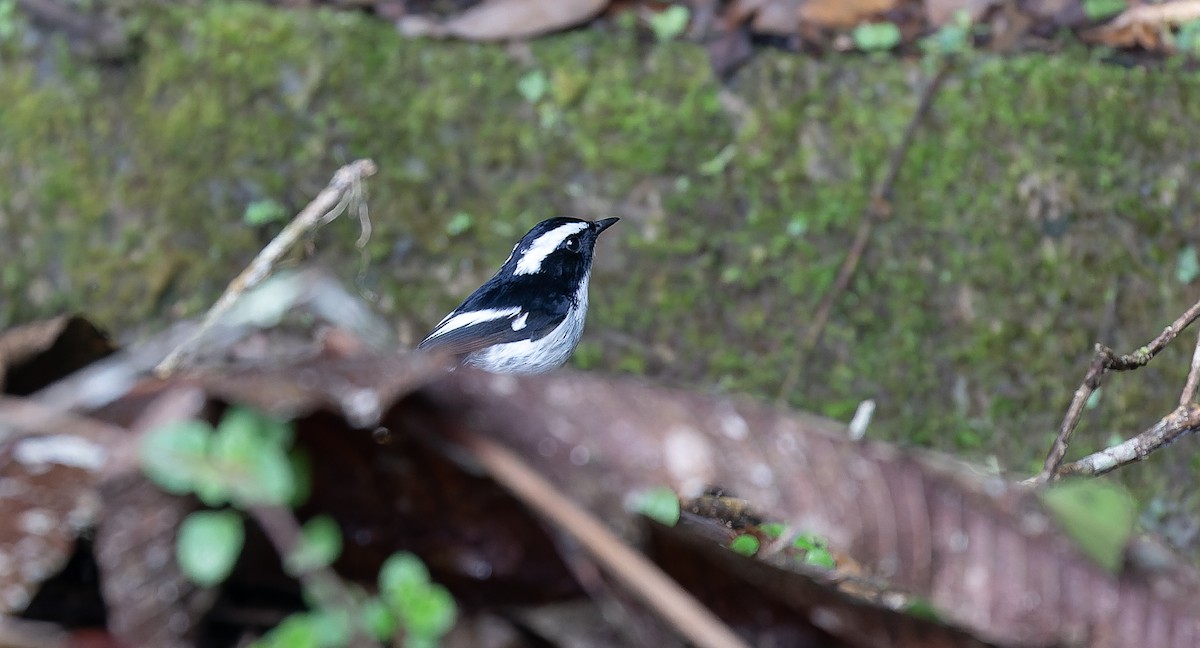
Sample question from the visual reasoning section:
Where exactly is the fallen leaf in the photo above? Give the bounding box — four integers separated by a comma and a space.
442, 0, 608, 41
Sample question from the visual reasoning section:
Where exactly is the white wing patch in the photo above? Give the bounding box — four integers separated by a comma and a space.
428, 307, 521, 339
511, 312, 528, 330
514, 222, 589, 276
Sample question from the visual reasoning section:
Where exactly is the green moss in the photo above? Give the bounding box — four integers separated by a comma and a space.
3, 1, 1200, 555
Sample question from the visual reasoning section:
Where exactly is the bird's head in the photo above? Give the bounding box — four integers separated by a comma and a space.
500, 217, 619, 283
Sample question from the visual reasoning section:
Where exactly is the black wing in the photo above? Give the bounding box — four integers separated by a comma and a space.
417, 308, 567, 356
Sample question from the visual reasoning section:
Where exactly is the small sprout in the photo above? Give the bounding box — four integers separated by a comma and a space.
1082, 0, 1126, 20
729, 534, 760, 556
517, 70, 548, 104
243, 199, 288, 226
286, 515, 343, 576
1176, 246, 1199, 285
904, 597, 941, 621
140, 420, 216, 496
1040, 479, 1135, 571
852, 23, 901, 52
212, 407, 296, 506
1085, 388, 1103, 410
698, 144, 736, 176
631, 487, 681, 526
759, 522, 786, 539
445, 212, 473, 236
919, 10, 975, 57
379, 553, 457, 643
177, 510, 244, 586
647, 5, 690, 42
792, 533, 836, 569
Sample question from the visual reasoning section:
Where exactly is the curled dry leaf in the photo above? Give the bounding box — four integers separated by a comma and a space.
0, 316, 114, 394
434, 0, 609, 42
727, 0, 898, 34
415, 369, 1200, 647
35, 335, 1200, 646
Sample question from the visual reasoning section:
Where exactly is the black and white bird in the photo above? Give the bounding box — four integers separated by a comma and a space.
417, 217, 619, 374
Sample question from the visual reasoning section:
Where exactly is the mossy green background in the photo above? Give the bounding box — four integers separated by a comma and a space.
3, 3, 1200, 552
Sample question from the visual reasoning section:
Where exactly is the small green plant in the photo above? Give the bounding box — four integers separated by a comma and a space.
1177, 245, 1199, 285
919, 10, 978, 57
1040, 479, 1135, 571
1176, 19, 1200, 56
852, 22, 902, 52
1082, 0, 1126, 20
631, 486, 681, 526
140, 408, 457, 646
444, 211, 473, 236
792, 533, 836, 569
243, 198, 289, 226
729, 534, 760, 556
517, 70, 548, 104
0, 0, 19, 42
647, 5, 690, 42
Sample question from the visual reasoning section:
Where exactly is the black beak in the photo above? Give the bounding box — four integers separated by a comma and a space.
593, 217, 619, 234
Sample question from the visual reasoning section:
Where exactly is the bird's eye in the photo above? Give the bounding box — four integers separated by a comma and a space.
564, 236, 581, 253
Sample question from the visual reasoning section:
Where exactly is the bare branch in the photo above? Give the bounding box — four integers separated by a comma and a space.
1035, 297, 1200, 484
1056, 404, 1200, 478
155, 159, 378, 376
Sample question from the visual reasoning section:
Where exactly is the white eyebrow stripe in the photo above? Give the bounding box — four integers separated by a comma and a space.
514, 222, 588, 275
429, 307, 521, 338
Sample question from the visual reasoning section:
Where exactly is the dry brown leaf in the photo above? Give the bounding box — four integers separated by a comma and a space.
414, 368, 1200, 647
799, 0, 897, 29
1085, 1, 1200, 51
0, 316, 113, 394
443, 0, 609, 41
0, 401, 112, 614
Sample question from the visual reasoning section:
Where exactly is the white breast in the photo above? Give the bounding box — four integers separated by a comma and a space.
464, 278, 590, 374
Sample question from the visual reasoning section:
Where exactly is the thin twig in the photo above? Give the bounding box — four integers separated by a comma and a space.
1036, 297, 1200, 484
451, 426, 752, 648
776, 61, 954, 403
1056, 404, 1200, 478
155, 159, 378, 377
1179, 327, 1200, 406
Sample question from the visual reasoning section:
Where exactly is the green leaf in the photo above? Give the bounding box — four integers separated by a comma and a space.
286, 515, 343, 576
249, 612, 319, 648
398, 584, 456, 639
379, 552, 431, 603
378, 553, 456, 640
243, 198, 288, 226
630, 487, 680, 526
852, 23, 901, 52
1040, 479, 1135, 571
177, 510, 244, 586
698, 144, 736, 176
800, 545, 836, 569
792, 533, 836, 569
361, 596, 397, 641
140, 419, 214, 496
1083, 0, 1126, 20
445, 211, 473, 236
759, 522, 786, 539
647, 5, 689, 42
1177, 246, 1199, 284
904, 597, 941, 621
1085, 387, 1103, 410
517, 70, 547, 104
212, 408, 296, 506
729, 534, 759, 556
